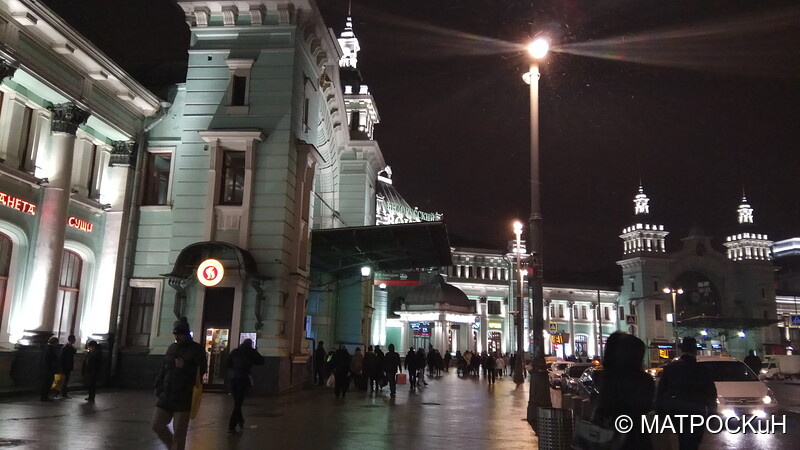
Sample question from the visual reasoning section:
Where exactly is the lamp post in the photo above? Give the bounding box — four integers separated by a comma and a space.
663, 287, 683, 352
523, 37, 553, 421
513, 221, 526, 385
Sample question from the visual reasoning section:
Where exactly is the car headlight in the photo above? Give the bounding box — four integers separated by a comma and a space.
763, 395, 772, 404
761, 369, 768, 374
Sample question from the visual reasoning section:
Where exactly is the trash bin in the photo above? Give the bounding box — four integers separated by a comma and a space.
535, 407, 574, 450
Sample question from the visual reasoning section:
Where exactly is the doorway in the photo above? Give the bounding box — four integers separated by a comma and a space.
202, 287, 234, 387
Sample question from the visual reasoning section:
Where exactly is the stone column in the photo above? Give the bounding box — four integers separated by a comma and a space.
23, 103, 89, 343
479, 297, 487, 353
568, 301, 575, 357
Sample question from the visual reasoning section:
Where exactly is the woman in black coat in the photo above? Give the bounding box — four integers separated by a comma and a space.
594, 332, 655, 450
82, 340, 102, 402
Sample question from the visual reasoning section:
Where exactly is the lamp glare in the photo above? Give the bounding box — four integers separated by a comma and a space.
528, 38, 549, 59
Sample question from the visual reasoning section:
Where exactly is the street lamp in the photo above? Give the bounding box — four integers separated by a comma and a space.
513, 221, 526, 385
663, 287, 684, 352
523, 37, 553, 421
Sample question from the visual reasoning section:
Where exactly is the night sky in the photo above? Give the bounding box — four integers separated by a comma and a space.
42, 1, 800, 285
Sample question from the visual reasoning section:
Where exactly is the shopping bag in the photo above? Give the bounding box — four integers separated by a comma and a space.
326, 374, 335, 388
190, 370, 202, 420
396, 373, 407, 385
51, 373, 64, 391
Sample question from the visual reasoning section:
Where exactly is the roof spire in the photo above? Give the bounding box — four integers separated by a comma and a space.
348, 0, 352, 16
738, 195, 754, 225
634, 184, 650, 215
338, 4, 360, 69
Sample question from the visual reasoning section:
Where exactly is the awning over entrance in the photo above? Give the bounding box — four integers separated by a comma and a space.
310, 222, 453, 276
161, 241, 266, 280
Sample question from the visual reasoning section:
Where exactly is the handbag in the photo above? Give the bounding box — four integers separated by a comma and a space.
190, 370, 203, 420
572, 409, 626, 450
326, 374, 336, 388
51, 373, 64, 391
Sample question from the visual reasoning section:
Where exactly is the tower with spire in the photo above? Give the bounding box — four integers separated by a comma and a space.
724, 194, 772, 261
337, 6, 379, 140
620, 185, 668, 255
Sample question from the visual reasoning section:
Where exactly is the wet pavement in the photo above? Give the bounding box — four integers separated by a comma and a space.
0, 371, 537, 449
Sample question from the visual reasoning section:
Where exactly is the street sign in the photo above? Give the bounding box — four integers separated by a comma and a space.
791, 315, 800, 327
549, 322, 558, 333
626, 315, 637, 325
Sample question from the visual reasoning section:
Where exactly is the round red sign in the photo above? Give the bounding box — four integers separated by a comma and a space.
197, 259, 224, 287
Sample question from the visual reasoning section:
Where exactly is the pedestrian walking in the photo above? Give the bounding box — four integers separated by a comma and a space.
415, 348, 428, 386
82, 340, 102, 402
743, 349, 762, 374
58, 334, 77, 398
502, 353, 510, 376
374, 345, 385, 390
405, 347, 417, 389
443, 350, 452, 373
314, 341, 326, 386
495, 352, 505, 378
332, 344, 351, 398
509, 353, 516, 377
350, 347, 364, 390
41, 336, 60, 402
152, 317, 207, 450
363, 345, 378, 391
655, 337, 717, 450
485, 352, 496, 384
384, 344, 401, 397
226, 338, 264, 433
592, 332, 655, 450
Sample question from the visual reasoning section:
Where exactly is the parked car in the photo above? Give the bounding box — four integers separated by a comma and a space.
561, 363, 592, 394
576, 365, 604, 402
548, 361, 571, 388
696, 356, 777, 417
758, 361, 780, 380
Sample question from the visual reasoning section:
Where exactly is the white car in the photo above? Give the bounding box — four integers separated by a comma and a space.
548, 362, 570, 388
696, 356, 777, 417
759, 362, 780, 380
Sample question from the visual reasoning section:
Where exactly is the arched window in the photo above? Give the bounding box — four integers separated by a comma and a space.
54, 249, 82, 339
0, 233, 11, 326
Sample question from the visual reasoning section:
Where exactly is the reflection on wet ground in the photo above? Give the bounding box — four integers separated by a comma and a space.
0, 371, 537, 449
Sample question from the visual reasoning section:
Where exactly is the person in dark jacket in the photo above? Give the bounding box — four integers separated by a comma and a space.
405, 347, 417, 389
384, 344, 401, 397
331, 344, 351, 398
743, 350, 762, 374
82, 340, 102, 402
363, 345, 378, 391
226, 339, 264, 433
41, 336, 60, 401
58, 334, 77, 399
656, 337, 717, 450
485, 352, 497, 384
151, 317, 207, 450
374, 345, 385, 390
443, 350, 452, 373
415, 348, 428, 386
593, 332, 655, 450
313, 341, 326, 386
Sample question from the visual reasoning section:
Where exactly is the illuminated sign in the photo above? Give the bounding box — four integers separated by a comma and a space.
488, 322, 502, 329
551, 332, 570, 344
197, 259, 224, 287
68, 216, 93, 233
659, 349, 669, 359
411, 322, 432, 337
0, 192, 36, 215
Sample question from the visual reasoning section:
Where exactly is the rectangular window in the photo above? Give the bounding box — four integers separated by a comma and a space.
303, 97, 310, 129
126, 287, 155, 347
619, 306, 625, 320
232, 75, 247, 106
604, 306, 610, 321
143, 152, 172, 205
487, 301, 501, 315
558, 304, 564, 318
18, 106, 34, 171
220, 151, 245, 205
580, 305, 587, 320
549, 304, 555, 318
86, 144, 98, 199
655, 304, 662, 321
654, 280, 659, 292
631, 282, 635, 292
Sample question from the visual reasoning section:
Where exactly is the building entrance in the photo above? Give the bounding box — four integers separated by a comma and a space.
488, 331, 502, 353
202, 287, 234, 387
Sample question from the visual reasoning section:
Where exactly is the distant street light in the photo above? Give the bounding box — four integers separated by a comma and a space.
523, 36, 552, 422
513, 221, 525, 385
663, 287, 684, 351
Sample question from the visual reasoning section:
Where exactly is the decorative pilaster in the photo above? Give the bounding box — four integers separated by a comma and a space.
0, 58, 17, 80
109, 141, 137, 167
568, 301, 575, 357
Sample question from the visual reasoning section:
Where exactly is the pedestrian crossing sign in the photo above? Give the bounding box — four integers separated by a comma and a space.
626, 315, 637, 325
549, 322, 558, 333
791, 315, 800, 327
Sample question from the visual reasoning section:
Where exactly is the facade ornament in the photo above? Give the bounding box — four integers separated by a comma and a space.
0, 58, 17, 80
47, 102, 90, 135
109, 141, 137, 167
